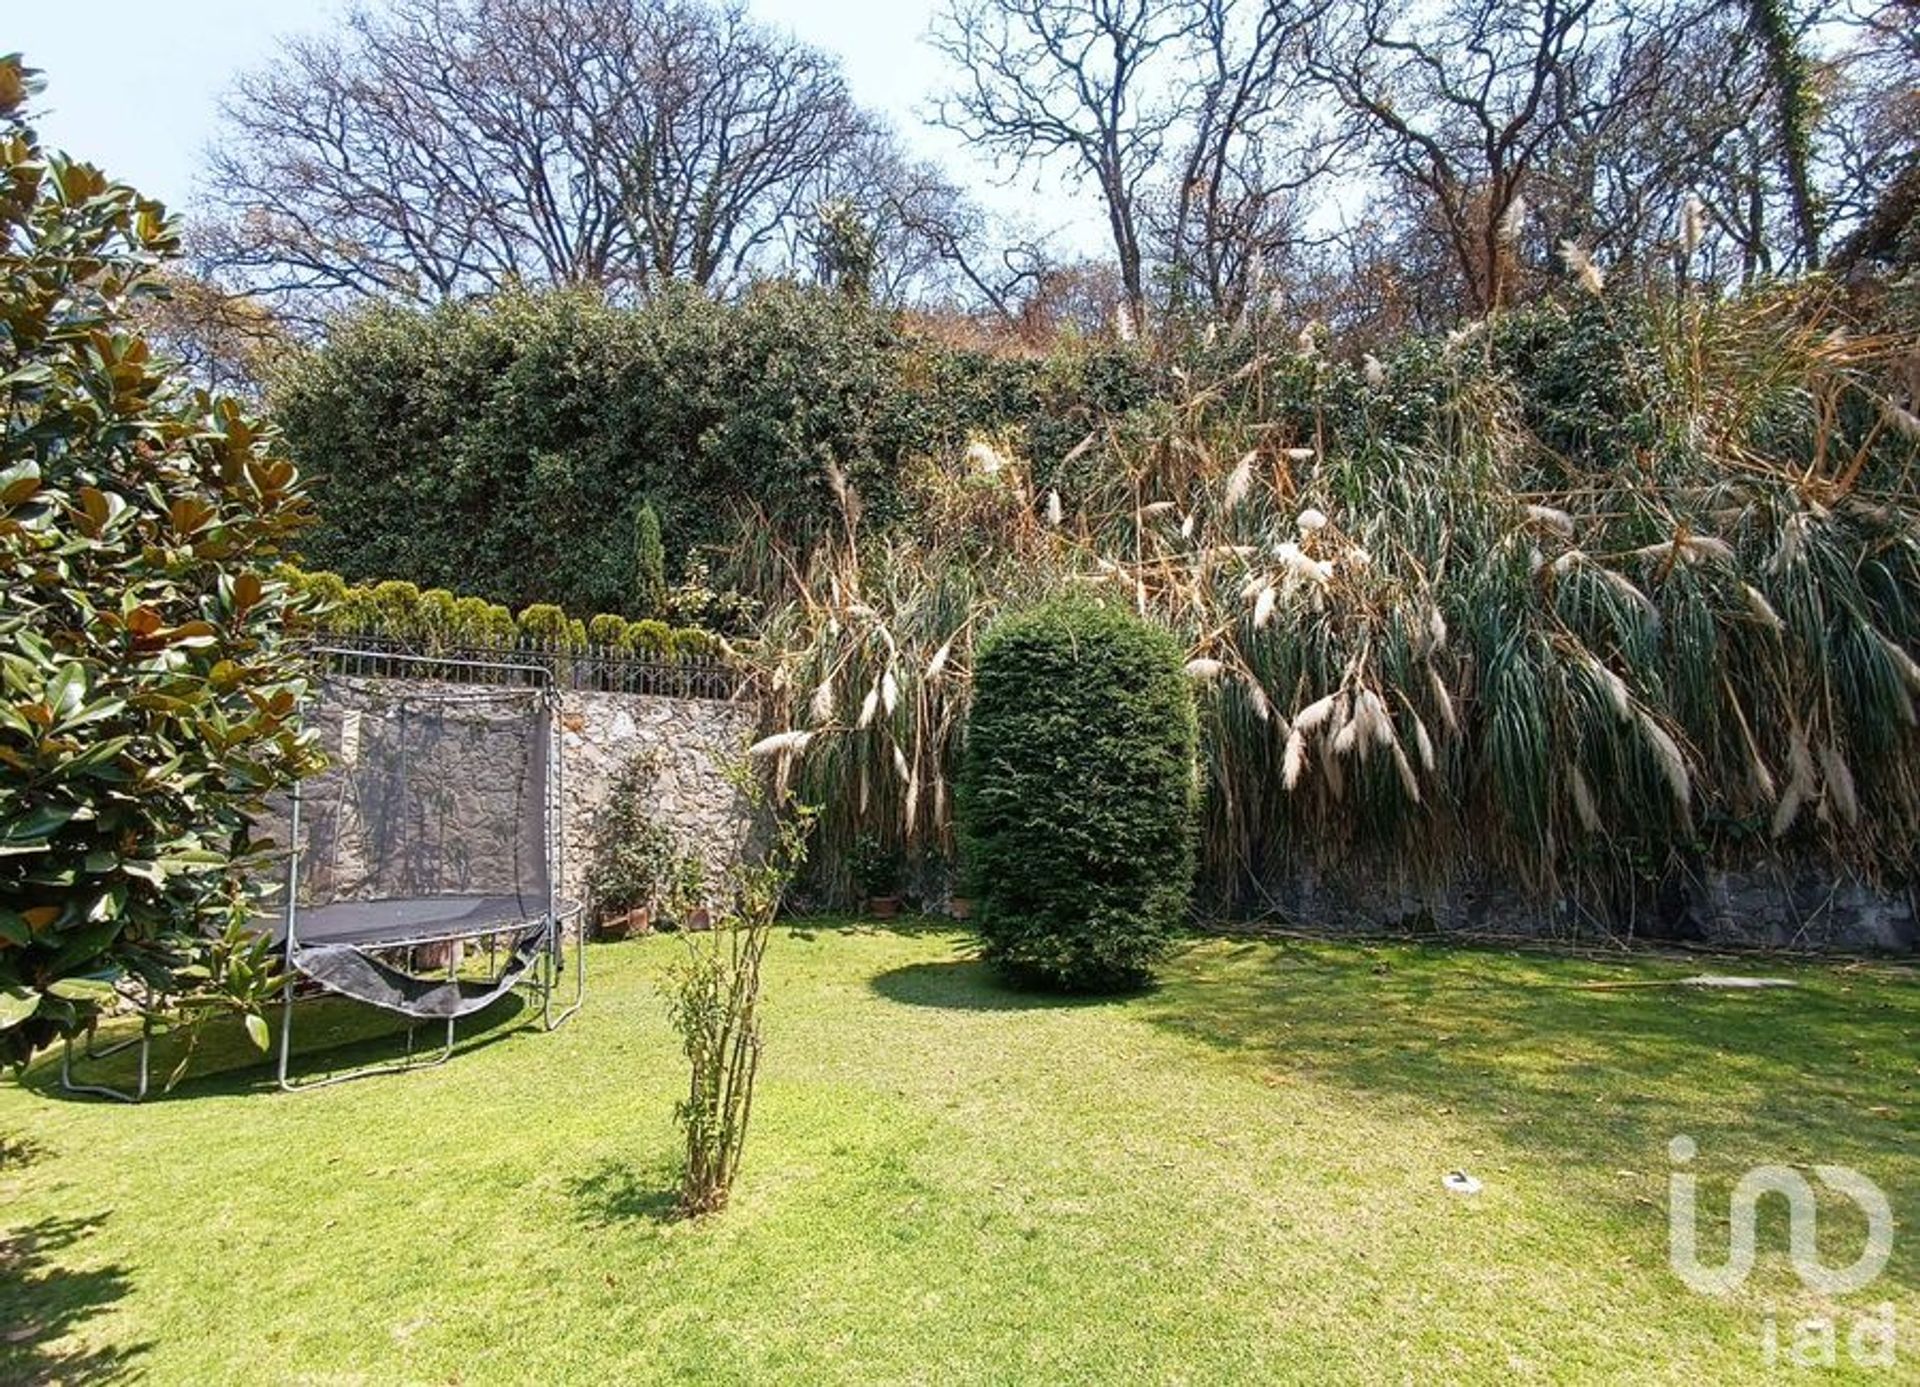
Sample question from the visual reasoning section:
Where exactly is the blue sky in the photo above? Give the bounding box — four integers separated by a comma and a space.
12, 0, 1094, 247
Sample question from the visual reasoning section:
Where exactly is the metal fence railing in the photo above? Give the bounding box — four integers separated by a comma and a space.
308, 635, 746, 702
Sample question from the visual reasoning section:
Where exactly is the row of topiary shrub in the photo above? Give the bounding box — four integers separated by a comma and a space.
280, 569, 723, 662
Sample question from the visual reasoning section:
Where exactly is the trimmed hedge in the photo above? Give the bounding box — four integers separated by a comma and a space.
958, 597, 1198, 991
280, 568, 719, 660
269, 283, 1159, 616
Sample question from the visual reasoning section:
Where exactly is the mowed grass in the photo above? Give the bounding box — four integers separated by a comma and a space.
2, 921, 1916, 1384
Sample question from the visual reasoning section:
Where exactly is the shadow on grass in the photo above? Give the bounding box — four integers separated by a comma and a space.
785, 913, 966, 945
869, 958, 1143, 1012
23, 993, 534, 1105
0, 1213, 146, 1384
1137, 934, 1920, 1288
566, 1158, 683, 1227
1, 1132, 45, 1169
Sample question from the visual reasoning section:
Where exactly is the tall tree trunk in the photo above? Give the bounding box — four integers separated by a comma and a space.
1746, 0, 1822, 269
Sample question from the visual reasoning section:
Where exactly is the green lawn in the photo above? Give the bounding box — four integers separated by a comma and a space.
2, 922, 1915, 1384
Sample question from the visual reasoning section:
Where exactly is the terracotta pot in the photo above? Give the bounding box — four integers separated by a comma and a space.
599, 905, 651, 940
417, 939, 464, 970
867, 895, 902, 920
947, 896, 973, 921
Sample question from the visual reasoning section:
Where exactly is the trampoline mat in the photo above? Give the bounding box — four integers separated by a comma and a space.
260, 895, 551, 949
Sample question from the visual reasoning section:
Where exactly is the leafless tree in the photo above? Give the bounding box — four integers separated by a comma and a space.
1824, 0, 1920, 273
1517, 7, 1757, 281
201, 0, 895, 320
1151, 0, 1349, 321
931, 0, 1207, 325
131, 259, 291, 398
807, 130, 1047, 316
1304, 0, 1617, 315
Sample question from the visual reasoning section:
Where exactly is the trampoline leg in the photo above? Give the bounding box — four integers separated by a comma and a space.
277, 973, 298, 1092
60, 1012, 152, 1103
543, 916, 584, 1031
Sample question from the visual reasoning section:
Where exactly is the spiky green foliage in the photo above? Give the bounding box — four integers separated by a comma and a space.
632, 501, 667, 617
739, 282, 1920, 925
959, 598, 1197, 991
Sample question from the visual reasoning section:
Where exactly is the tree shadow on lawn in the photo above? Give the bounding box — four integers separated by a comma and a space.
1137, 935, 1920, 1288
0, 1213, 147, 1385
869, 958, 1145, 1012
1, 1131, 45, 1169
785, 913, 966, 945
20, 993, 534, 1105
566, 1158, 684, 1227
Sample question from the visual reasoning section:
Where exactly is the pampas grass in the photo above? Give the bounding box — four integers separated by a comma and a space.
1224, 451, 1256, 508
1638, 712, 1691, 813
725, 278, 1920, 914
749, 730, 813, 759
1558, 240, 1606, 295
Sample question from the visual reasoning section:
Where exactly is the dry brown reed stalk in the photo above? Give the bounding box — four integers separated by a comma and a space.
723, 283, 1920, 913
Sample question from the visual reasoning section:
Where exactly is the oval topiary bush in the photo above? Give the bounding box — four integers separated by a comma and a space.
958, 596, 1198, 991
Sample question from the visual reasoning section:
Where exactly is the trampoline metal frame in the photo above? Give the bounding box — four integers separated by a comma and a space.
277, 649, 583, 1091
55, 650, 586, 1100
59, 982, 154, 1104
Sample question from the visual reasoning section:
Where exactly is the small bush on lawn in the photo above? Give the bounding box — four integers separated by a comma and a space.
959, 596, 1198, 992
666, 763, 815, 1216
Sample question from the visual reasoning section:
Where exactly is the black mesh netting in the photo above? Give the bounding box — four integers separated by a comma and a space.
256, 676, 559, 1019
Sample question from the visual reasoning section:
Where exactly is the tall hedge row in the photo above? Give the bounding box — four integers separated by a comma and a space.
958, 598, 1198, 992
271, 284, 1156, 617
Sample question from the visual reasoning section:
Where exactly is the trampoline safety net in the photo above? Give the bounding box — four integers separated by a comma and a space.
256, 675, 561, 1021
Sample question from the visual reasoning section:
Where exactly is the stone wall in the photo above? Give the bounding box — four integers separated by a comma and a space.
261, 681, 760, 914
557, 689, 760, 905
1244, 862, 1916, 954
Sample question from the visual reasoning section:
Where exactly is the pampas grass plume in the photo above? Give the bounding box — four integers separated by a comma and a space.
749, 730, 813, 759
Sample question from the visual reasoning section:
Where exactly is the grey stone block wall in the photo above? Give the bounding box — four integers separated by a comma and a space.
557, 689, 760, 905
1686, 869, 1916, 953
1243, 862, 1916, 954
259, 682, 761, 914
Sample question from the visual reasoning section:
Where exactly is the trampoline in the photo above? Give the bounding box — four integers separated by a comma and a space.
61, 649, 585, 1099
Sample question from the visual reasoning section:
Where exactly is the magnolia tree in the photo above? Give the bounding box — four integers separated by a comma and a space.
0, 57, 320, 1067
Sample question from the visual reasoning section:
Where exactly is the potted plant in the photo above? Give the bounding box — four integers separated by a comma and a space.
584, 752, 675, 939
666, 853, 713, 931
851, 833, 906, 919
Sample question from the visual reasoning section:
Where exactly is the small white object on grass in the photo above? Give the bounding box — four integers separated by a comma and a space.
1443, 1170, 1483, 1196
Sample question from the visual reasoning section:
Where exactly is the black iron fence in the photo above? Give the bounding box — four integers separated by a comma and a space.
308, 635, 746, 702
